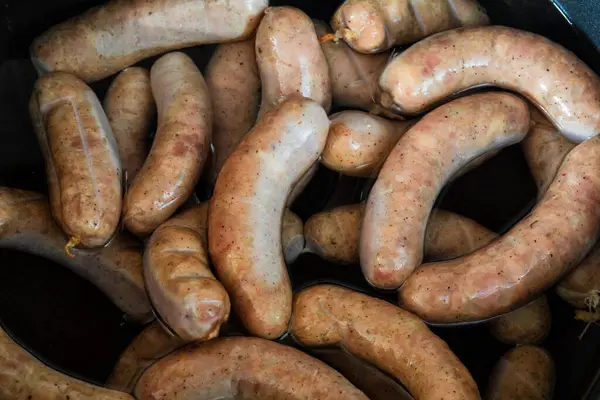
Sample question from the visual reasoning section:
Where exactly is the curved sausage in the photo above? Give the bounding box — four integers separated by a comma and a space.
256, 7, 331, 118
486, 345, 555, 400
305, 203, 496, 265
135, 336, 368, 400
31, 0, 269, 83
399, 134, 600, 323
362, 92, 530, 289
208, 97, 329, 339
282, 209, 305, 264
107, 322, 184, 393
0, 187, 152, 323
144, 203, 230, 342
290, 284, 480, 400
30, 72, 122, 250
379, 26, 600, 143
123, 52, 212, 236
313, 20, 390, 113
556, 242, 600, 310
322, 111, 414, 177
104, 67, 155, 184
205, 39, 261, 185
489, 295, 551, 345
330, 0, 488, 54
0, 325, 134, 399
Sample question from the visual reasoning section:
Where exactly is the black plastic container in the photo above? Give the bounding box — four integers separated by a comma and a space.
1, 0, 600, 398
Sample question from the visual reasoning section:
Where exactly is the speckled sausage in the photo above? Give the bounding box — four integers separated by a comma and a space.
0, 325, 134, 399
123, 52, 212, 236
313, 20, 390, 113
135, 336, 368, 400
144, 203, 231, 342
379, 26, 600, 143
489, 295, 551, 345
0, 187, 152, 322
305, 203, 496, 265
322, 111, 413, 177
205, 39, 261, 185
556, 242, 600, 310
107, 322, 185, 393
290, 284, 480, 400
209, 97, 329, 339
30, 0, 269, 83
330, 0, 488, 54
400, 134, 600, 323
104, 67, 155, 184
256, 7, 331, 118
362, 92, 530, 289
30, 72, 122, 250
486, 345, 555, 400
523, 107, 576, 196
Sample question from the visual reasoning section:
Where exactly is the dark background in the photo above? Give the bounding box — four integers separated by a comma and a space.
0, 0, 599, 398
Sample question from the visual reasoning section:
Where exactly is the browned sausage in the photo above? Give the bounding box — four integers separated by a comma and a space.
290, 284, 480, 400
379, 26, 600, 143
400, 134, 600, 323
123, 52, 212, 236
134, 336, 368, 399
104, 67, 155, 184
208, 97, 330, 339
30, 72, 122, 250
0, 187, 152, 323
31, 0, 269, 82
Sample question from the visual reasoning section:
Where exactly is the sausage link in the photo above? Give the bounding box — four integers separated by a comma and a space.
104, 67, 155, 184
486, 345, 555, 400
31, 0, 268, 83
256, 7, 331, 118
379, 26, 600, 143
123, 52, 212, 236
205, 39, 261, 185
400, 134, 600, 323
362, 92, 530, 289
30, 72, 122, 249
322, 110, 413, 177
0, 187, 152, 322
208, 97, 329, 339
331, 0, 488, 54
135, 336, 368, 400
489, 295, 551, 345
144, 203, 230, 342
290, 284, 480, 400
0, 325, 134, 399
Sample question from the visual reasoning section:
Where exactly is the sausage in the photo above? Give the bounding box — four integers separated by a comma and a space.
123, 52, 212, 236
30, 72, 122, 250
362, 92, 530, 289
107, 322, 184, 393
313, 20, 391, 113
556, 242, 600, 310
399, 134, 600, 324
30, 0, 269, 83
378, 26, 600, 143
486, 345, 555, 400
330, 0, 488, 54
0, 325, 134, 399
322, 111, 414, 177
205, 39, 261, 185
135, 336, 368, 399
256, 7, 331, 118
523, 107, 576, 196
144, 203, 231, 342
104, 67, 155, 184
489, 295, 551, 345
282, 209, 305, 264
0, 187, 152, 322
305, 203, 496, 265
290, 284, 480, 400
208, 97, 329, 339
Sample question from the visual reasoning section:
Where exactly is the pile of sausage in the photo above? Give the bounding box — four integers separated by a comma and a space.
2, 0, 600, 398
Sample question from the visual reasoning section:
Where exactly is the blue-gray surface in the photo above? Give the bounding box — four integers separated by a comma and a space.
555, 0, 600, 50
